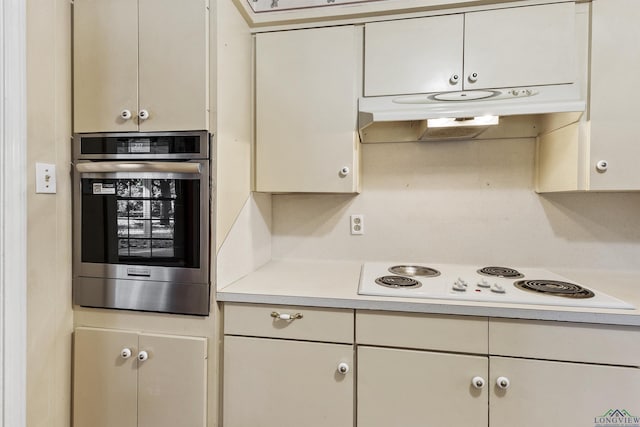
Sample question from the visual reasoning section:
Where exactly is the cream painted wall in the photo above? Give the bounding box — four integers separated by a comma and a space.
26, 0, 73, 426
271, 139, 640, 271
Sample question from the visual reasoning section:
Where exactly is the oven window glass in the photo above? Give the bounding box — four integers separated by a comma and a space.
81, 178, 200, 267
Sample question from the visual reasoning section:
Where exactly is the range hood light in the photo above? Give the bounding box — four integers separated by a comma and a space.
427, 115, 500, 128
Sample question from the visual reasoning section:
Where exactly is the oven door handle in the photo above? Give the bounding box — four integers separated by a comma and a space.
75, 162, 202, 174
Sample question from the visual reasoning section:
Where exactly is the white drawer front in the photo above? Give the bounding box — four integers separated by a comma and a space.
224, 303, 354, 344
357, 310, 488, 354
490, 318, 640, 366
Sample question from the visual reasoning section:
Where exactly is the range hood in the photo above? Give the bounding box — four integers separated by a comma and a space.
358, 83, 585, 143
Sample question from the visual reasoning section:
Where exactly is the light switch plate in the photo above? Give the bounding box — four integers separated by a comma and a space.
35, 163, 56, 194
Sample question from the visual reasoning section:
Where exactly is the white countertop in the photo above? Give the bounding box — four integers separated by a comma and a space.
217, 259, 640, 326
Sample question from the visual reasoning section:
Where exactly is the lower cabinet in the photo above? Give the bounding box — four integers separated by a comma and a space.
222, 303, 355, 427
356, 311, 640, 427
358, 346, 488, 427
490, 357, 640, 427
73, 327, 207, 427
221, 305, 640, 427
223, 336, 354, 427
359, 348, 640, 427
488, 318, 640, 427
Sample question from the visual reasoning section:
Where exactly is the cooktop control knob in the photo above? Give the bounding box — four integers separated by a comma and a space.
452, 280, 467, 292
477, 279, 490, 288
490, 283, 506, 294
454, 278, 468, 286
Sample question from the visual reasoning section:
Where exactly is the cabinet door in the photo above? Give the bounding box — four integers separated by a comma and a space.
588, 0, 640, 190
358, 346, 488, 427
490, 357, 640, 427
223, 336, 354, 427
138, 0, 208, 132
255, 26, 360, 193
364, 15, 464, 96
137, 334, 207, 427
73, 0, 138, 133
73, 328, 138, 427
464, 3, 576, 90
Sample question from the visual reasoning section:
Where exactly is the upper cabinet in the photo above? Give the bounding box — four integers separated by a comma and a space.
255, 26, 361, 193
584, 0, 640, 190
73, 0, 208, 133
364, 2, 576, 96
537, 0, 640, 192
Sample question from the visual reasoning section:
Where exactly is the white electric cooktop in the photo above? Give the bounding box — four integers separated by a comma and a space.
358, 262, 635, 310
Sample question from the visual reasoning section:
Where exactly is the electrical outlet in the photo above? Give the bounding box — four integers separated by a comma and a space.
350, 214, 364, 235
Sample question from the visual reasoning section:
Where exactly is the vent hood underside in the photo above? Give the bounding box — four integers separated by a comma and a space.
358, 84, 585, 143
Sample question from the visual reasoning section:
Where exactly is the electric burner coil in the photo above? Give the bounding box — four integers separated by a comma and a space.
375, 275, 422, 289
478, 266, 524, 279
388, 265, 440, 277
514, 280, 595, 299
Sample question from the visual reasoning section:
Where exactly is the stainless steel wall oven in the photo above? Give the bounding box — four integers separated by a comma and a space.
73, 131, 211, 315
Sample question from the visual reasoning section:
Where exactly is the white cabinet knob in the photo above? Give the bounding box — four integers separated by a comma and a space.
471, 376, 485, 389
120, 348, 132, 359
138, 109, 150, 120
449, 74, 460, 85
120, 109, 132, 120
137, 350, 149, 362
496, 376, 510, 390
468, 72, 479, 83
337, 362, 350, 375
596, 160, 608, 172
339, 167, 350, 177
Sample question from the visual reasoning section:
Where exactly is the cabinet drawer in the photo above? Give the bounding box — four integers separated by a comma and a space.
223, 303, 354, 344
356, 311, 488, 354
489, 319, 640, 366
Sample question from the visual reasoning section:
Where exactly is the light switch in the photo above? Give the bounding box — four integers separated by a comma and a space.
35, 163, 56, 194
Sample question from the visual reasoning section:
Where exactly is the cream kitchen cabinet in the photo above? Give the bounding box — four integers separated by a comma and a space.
356, 311, 489, 427
356, 311, 640, 427
255, 26, 360, 193
490, 357, 640, 427
73, 0, 208, 133
489, 319, 640, 427
222, 303, 355, 427
73, 327, 207, 427
537, 0, 640, 192
364, 2, 576, 97
359, 346, 488, 426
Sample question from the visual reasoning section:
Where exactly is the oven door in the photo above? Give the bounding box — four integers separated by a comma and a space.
73, 160, 210, 315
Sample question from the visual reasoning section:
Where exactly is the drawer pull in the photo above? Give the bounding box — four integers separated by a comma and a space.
270, 311, 303, 321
